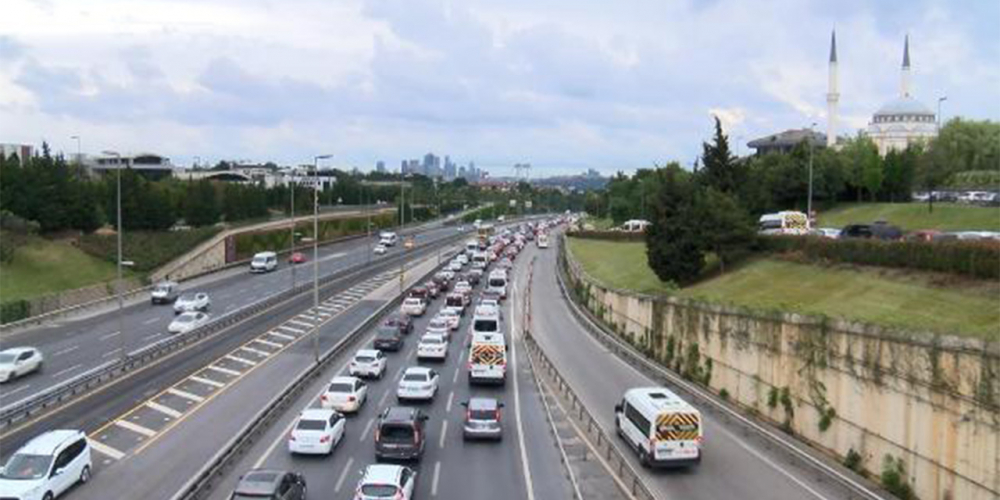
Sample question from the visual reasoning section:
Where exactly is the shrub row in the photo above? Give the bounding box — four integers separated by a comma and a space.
759, 235, 1000, 280
78, 226, 222, 273
566, 230, 646, 242
0, 300, 31, 325
234, 212, 396, 261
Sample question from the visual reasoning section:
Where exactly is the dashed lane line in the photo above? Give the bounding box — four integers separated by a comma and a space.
432, 461, 442, 497
142, 316, 161, 326
52, 364, 82, 378
53, 345, 80, 357
439, 420, 448, 449
167, 388, 205, 403
147, 401, 183, 418
360, 417, 375, 442
334, 457, 355, 493
99, 331, 121, 341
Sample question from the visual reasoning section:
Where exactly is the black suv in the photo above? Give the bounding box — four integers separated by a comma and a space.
374, 407, 428, 461
230, 469, 306, 500
383, 313, 414, 336
373, 325, 404, 351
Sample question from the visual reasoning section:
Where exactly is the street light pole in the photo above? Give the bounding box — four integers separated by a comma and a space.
313, 154, 332, 364
102, 150, 126, 361
937, 96, 948, 132
70, 136, 81, 165
290, 168, 297, 292
807, 122, 817, 225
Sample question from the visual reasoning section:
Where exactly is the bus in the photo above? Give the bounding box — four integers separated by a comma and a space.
615, 387, 703, 467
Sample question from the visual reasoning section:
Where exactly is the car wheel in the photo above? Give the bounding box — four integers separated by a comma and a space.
639, 449, 651, 468
43, 493, 54, 500
80, 465, 91, 484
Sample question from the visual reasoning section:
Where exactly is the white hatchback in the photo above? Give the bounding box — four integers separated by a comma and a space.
288, 408, 345, 455
0, 429, 92, 500
0, 347, 43, 383
167, 311, 210, 334
396, 367, 439, 402
416, 334, 448, 361
401, 298, 426, 317
354, 464, 416, 500
321, 376, 368, 413
349, 349, 387, 379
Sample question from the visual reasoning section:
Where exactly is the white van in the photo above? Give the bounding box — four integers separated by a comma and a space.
0, 429, 93, 499
487, 270, 507, 299
379, 231, 398, 247
468, 306, 506, 385
249, 251, 278, 273
465, 239, 479, 255
536, 233, 549, 249
615, 387, 703, 467
757, 211, 809, 236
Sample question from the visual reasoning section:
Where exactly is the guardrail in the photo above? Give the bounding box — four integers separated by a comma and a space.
172, 249, 448, 499
0, 231, 470, 433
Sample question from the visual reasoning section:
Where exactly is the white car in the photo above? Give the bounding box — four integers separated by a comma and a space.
173, 292, 211, 314
150, 281, 179, 305
373, 244, 387, 255
0, 430, 92, 500
439, 269, 455, 281
453, 281, 473, 297
167, 311, 210, 334
354, 464, 416, 500
397, 367, 439, 401
321, 376, 368, 413
288, 408, 345, 455
349, 349, 387, 379
401, 297, 426, 317
425, 317, 451, 341
479, 297, 500, 309
0, 347, 43, 383
448, 261, 463, 272
416, 334, 448, 361
456, 253, 469, 265
438, 308, 461, 330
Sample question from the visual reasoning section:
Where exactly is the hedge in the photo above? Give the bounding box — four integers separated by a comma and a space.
234, 212, 396, 260
0, 300, 31, 325
566, 230, 646, 242
759, 235, 1000, 280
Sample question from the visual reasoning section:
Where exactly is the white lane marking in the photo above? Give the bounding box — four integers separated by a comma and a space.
167, 387, 205, 402
297, 314, 319, 322
315, 305, 336, 313
277, 325, 305, 334
287, 319, 314, 329
267, 331, 296, 341
206, 365, 241, 377
103, 348, 123, 358
143, 332, 162, 342
115, 419, 157, 437
446, 391, 454, 413
238, 288, 248, 294
189, 375, 225, 388
334, 457, 355, 493
378, 387, 392, 407
52, 345, 79, 357
510, 275, 536, 500
88, 439, 126, 460
439, 420, 448, 449
431, 461, 441, 497
242, 345, 273, 356
99, 331, 121, 340
147, 401, 183, 418
52, 364, 82, 378
2, 384, 31, 398
142, 316, 160, 325
360, 417, 376, 442
452, 362, 461, 384
226, 355, 257, 366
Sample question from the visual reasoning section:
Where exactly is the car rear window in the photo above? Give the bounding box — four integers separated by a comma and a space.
474, 319, 498, 332
297, 419, 327, 431
403, 373, 427, 382
380, 424, 415, 441
355, 355, 375, 363
469, 409, 496, 420
328, 383, 354, 393
361, 484, 399, 497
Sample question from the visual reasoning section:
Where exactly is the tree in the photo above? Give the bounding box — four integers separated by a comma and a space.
184, 180, 219, 226
699, 117, 744, 196
694, 188, 755, 273
645, 163, 704, 285
841, 136, 881, 201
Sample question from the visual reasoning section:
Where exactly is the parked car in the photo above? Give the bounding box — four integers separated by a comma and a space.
173, 292, 211, 314
349, 349, 387, 379
0, 347, 44, 383
396, 367, 439, 402
374, 407, 428, 461
288, 408, 345, 455
0, 430, 92, 500
373, 326, 404, 352
168, 311, 210, 334
354, 464, 416, 500
808, 228, 840, 239
229, 469, 306, 500
461, 397, 504, 440
321, 376, 368, 413
150, 281, 179, 304
288, 252, 307, 264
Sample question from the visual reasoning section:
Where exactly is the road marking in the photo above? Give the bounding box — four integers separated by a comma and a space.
189, 376, 225, 388
167, 388, 204, 402
147, 401, 183, 418
143, 332, 162, 341
334, 457, 355, 493
297, 314, 319, 322
287, 319, 314, 329
53, 345, 79, 357
142, 316, 160, 325
452, 363, 461, 384
242, 345, 273, 356
99, 331, 121, 340
115, 419, 157, 437
360, 417, 375, 442
315, 305, 336, 312
226, 355, 257, 366
267, 331, 296, 341
510, 275, 536, 500
277, 325, 305, 334
378, 387, 392, 407
88, 439, 126, 460
52, 364, 82, 378
431, 461, 441, 497
446, 391, 454, 413
103, 348, 123, 358
2, 384, 30, 398
439, 420, 448, 449
206, 365, 241, 376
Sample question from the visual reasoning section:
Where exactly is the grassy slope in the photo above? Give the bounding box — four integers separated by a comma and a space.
567, 237, 998, 339
1, 236, 122, 302
816, 202, 1000, 232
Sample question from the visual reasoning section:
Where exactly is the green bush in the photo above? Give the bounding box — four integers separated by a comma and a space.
759, 235, 1000, 280
0, 299, 31, 325
566, 230, 645, 242
78, 226, 222, 273
843, 448, 863, 472
881, 455, 915, 500
947, 170, 1000, 190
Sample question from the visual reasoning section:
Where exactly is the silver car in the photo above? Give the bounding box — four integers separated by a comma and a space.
168, 311, 210, 334
462, 397, 504, 440
173, 292, 211, 314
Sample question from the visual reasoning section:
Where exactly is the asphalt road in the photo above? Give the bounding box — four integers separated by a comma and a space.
526, 232, 871, 500
0, 221, 469, 408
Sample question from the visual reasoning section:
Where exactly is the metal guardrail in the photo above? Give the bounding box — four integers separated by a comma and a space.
172, 249, 450, 500
0, 231, 471, 433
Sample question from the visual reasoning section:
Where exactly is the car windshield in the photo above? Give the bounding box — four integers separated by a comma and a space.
421, 337, 443, 345
361, 484, 399, 497
177, 294, 196, 302
154, 284, 171, 293
1, 453, 52, 480
328, 383, 354, 393
430, 319, 448, 328
252, 257, 266, 264
377, 327, 398, 337
355, 355, 375, 363
0, 353, 17, 364
175, 314, 197, 323
403, 373, 427, 382
489, 279, 505, 287
296, 419, 327, 431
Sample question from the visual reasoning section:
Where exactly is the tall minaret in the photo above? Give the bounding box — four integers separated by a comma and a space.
900, 34, 911, 97
826, 29, 839, 148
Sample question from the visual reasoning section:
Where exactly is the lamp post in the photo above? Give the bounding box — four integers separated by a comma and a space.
937, 96, 947, 132
70, 136, 81, 166
807, 122, 817, 225
312, 154, 332, 364
102, 150, 127, 361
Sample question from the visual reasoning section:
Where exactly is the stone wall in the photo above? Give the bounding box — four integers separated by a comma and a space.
561, 236, 999, 500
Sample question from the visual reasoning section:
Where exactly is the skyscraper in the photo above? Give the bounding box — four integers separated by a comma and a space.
376, 160, 386, 173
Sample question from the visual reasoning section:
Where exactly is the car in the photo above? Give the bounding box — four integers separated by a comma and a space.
497, 257, 513, 270
447, 260, 463, 272
480, 290, 502, 305
456, 253, 469, 265
479, 297, 500, 310
374, 407, 428, 461
373, 326, 404, 352
440, 269, 456, 281
349, 349, 387, 379
431, 273, 450, 292
461, 397, 505, 440
0, 347, 44, 383
396, 367, 439, 401
373, 244, 388, 255
173, 292, 211, 314
0, 429, 92, 500
462, 271, 481, 286
167, 311, 210, 334
453, 280, 473, 297
437, 308, 461, 330
250, 251, 278, 273
408, 286, 430, 302
425, 317, 451, 341
416, 334, 448, 361
383, 314, 414, 336
150, 280, 179, 304
354, 464, 417, 500
423, 281, 440, 298
288, 252, 307, 264
444, 293, 466, 314
321, 376, 368, 413
401, 297, 426, 317
809, 228, 841, 239
230, 469, 306, 500
288, 408, 345, 455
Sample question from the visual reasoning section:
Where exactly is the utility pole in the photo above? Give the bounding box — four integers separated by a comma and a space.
313, 154, 332, 364
102, 150, 127, 361
290, 168, 297, 291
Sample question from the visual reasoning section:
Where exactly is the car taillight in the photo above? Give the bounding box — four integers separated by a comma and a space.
348, 396, 356, 402
320, 435, 331, 443
321, 394, 328, 402
414, 427, 421, 443
467, 362, 473, 370
374, 428, 380, 442
495, 410, 501, 422
466, 410, 472, 421
289, 434, 296, 441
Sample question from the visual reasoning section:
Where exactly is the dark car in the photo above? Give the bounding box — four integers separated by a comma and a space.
409, 286, 430, 302
373, 326, 404, 352
462, 397, 504, 441
840, 222, 903, 241
383, 313, 414, 336
374, 407, 428, 461
230, 469, 306, 500
424, 281, 440, 298
461, 271, 480, 286
431, 274, 451, 292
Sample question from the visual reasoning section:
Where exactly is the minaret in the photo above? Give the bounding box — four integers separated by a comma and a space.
826, 30, 839, 148
900, 34, 911, 97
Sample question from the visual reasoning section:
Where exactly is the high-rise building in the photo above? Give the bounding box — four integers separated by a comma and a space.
376, 160, 386, 173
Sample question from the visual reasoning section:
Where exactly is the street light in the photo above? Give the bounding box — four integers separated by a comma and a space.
70, 136, 81, 166
937, 96, 948, 131
290, 167, 298, 292
102, 150, 127, 361
312, 154, 332, 364
807, 122, 817, 224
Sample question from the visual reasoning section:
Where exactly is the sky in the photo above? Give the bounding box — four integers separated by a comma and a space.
0, 0, 997, 177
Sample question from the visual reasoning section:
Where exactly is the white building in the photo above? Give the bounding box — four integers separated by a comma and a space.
866, 36, 938, 156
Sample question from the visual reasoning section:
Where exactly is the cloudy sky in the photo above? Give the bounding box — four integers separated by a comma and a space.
1, 0, 997, 176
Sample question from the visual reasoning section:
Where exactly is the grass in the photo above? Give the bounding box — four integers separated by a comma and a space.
0, 235, 125, 302
78, 226, 222, 273
816, 202, 1000, 232
566, 238, 674, 294
581, 217, 616, 230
